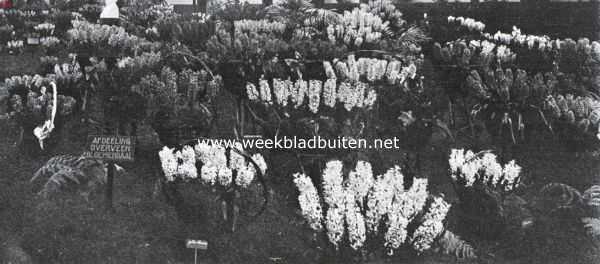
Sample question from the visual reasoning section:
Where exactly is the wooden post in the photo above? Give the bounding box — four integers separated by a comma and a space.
106, 162, 115, 212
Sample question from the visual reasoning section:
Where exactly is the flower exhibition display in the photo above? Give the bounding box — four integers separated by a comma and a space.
1, 0, 600, 263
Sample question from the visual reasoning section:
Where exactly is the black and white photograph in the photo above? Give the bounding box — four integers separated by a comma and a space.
1, 0, 600, 263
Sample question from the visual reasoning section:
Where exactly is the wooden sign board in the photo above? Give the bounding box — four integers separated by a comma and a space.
186, 239, 208, 250
84, 135, 135, 161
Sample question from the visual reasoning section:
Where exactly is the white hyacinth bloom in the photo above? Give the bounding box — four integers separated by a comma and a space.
347, 160, 374, 207
292, 79, 308, 108
326, 207, 345, 248
410, 196, 451, 253
251, 153, 268, 175
200, 165, 218, 184
308, 80, 322, 113
228, 142, 246, 171
480, 152, 502, 185
259, 77, 273, 105
273, 78, 289, 106
246, 82, 259, 101
322, 78, 337, 108
366, 166, 403, 233
363, 89, 377, 109
159, 146, 177, 182
217, 166, 233, 186
345, 189, 367, 250
322, 160, 345, 207
293, 172, 323, 231
502, 160, 521, 191
235, 164, 256, 188
179, 145, 197, 179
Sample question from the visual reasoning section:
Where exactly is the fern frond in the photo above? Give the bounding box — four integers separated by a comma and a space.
434, 229, 477, 259
397, 26, 430, 45
38, 168, 86, 197
30, 166, 49, 183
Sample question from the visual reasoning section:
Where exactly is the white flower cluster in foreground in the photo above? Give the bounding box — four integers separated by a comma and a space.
158, 141, 267, 188
246, 76, 376, 113
294, 160, 449, 254
159, 145, 197, 182
449, 149, 521, 191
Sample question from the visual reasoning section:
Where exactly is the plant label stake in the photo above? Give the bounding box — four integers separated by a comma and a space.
106, 162, 115, 211
186, 239, 208, 264
84, 135, 135, 212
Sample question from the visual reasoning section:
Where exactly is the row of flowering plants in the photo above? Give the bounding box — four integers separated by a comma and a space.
428, 15, 600, 150
158, 140, 268, 232
448, 149, 523, 236
2, 60, 81, 149
196, 0, 442, 158
294, 159, 475, 260
0, 7, 80, 54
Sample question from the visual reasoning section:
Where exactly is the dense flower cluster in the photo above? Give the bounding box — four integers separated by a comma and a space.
489, 26, 557, 52
332, 54, 418, 85
34, 23, 55, 35
449, 149, 522, 191
384, 178, 428, 252
117, 51, 162, 70
4, 62, 80, 118
410, 196, 451, 253
345, 187, 367, 250
294, 160, 449, 253
433, 40, 516, 68
545, 93, 600, 139
158, 145, 197, 181
40, 37, 60, 48
347, 160, 373, 205
325, 5, 389, 48
51, 63, 83, 90
7, 40, 23, 51
321, 160, 346, 247
246, 77, 377, 113
234, 19, 286, 35
206, 29, 289, 63
365, 166, 403, 233
0, 9, 38, 18
465, 68, 555, 103
137, 66, 222, 115
68, 20, 150, 54
365, 0, 406, 30
447, 16, 485, 32
158, 141, 267, 189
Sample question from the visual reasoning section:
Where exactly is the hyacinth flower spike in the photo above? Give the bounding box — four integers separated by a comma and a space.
34, 82, 57, 150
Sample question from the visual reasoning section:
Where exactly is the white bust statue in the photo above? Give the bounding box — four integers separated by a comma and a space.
100, 0, 119, 19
